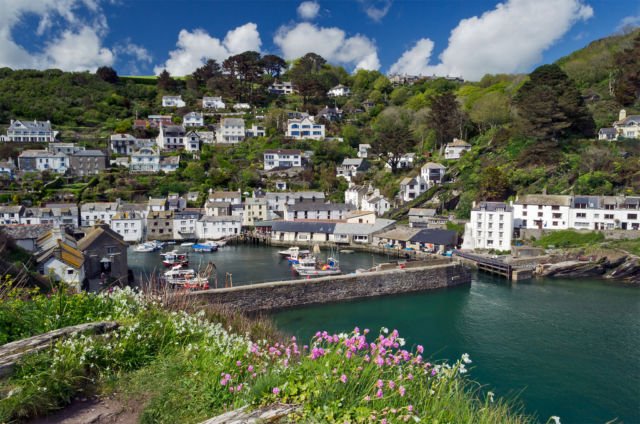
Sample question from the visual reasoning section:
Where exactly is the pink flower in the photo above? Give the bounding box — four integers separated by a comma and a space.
407, 373, 414, 380
340, 374, 348, 384
236, 384, 243, 391
364, 354, 370, 362
272, 387, 280, 395
381, 419, 388, 424
375, 356, 384, 367
236, 360, 242, 366
417, 345, 424, 354
399, 386, 406, 396
248, 365, 254, 372
229, 386, 234, 392
346, 350, 353, 359
376, 388, 384, 398
408, 405, 413, 412
364, 395, 371, 401
364, 328, 370, 334
377, 379, 384, 388
220, 379, 228, 386
388, 380, 396, 389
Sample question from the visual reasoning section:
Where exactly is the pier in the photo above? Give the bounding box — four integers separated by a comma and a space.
453, 251, 532, 281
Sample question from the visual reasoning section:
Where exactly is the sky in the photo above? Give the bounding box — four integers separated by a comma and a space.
0, 0, 638, 81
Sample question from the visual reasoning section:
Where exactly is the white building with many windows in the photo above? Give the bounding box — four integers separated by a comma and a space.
6, 120, 58, 142
183, 112, 204, 127
162, 95, 186, 108
157, 124, 201, 151
286, 117, 325, 140
173, 210, 201, 240
202, 96, 225, 109
263, 149, 303, 171
464, 201, 513, 251
17, 150, 69, 173
111, 211, 145, 243
216, 118, 245, 143
130, 147, 161, 173
512, 195, 572, 230
196, 216, 242, 239
80, 201, 120, 227
284, 202, 352, 221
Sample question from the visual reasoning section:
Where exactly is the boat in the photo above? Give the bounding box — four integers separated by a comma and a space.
160, 250, 189, 267
291, 256, 317, 271
213, 239, 227, 247
340, 249, 354, 254
150, 240, 166, 250
278, 246, 310, 257
180, 242, 194, 247
294, 257, 341, 277
163, 265, 210, 290
133, 242, 155, 252
192, 242, 218, 253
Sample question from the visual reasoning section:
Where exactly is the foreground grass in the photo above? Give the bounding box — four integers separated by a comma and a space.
607, 238, 640, 256
0, 283, 536, 424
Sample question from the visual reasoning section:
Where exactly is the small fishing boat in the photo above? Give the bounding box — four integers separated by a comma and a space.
160, 250, 189, 267
163, 265, 209, 290
192, 242, 218, 253
292, 256, 317, 271
278, 246, 310, 257
133, 242, 155, 252
295, 257, 341, 277
180, 242, 195, 247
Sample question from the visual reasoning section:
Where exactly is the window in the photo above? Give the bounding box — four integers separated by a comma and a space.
576, 212, 586, 218
538, 212, 543, 217
552, 221, 558, 226
106, 246, 117, 254
487, 240, 494, 245
604, 214, 614, 220
552, 213, 562, 219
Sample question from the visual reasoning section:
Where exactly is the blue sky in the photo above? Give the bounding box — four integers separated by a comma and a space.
0, 0, 638, 80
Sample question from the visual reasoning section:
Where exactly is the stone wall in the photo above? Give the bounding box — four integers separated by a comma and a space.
191, 263, 471, 313
521, 228, 640, 241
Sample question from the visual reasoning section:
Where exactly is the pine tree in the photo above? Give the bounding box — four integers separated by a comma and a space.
613, 33, 640, 106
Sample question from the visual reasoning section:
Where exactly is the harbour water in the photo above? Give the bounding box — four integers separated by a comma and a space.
128, 245, 639, 423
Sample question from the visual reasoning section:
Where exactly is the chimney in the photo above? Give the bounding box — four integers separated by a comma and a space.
619, 109, 627, 122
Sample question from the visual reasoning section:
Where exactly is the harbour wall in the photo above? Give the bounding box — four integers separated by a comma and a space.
190, 262, 471, 313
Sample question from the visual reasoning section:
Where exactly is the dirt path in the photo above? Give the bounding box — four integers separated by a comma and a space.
27, 396, 141, 424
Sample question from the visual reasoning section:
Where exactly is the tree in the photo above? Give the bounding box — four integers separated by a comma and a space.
192, 59, 221, 85
428, 92, 467, 149
514, 64, 595, 141
288, 53, 330, 104
469, 91, 511, 131
157, 69, 176, 92
261, 54, 287, 78
613, 33, 640, 106
223, 51, 263, 101
371, 107, 416, 173
96, 66, 118, 83
478, 166, 510, 200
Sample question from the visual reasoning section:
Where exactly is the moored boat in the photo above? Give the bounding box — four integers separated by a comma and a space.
163, 265, 210, 290
192, 242, 218, 253
278, 246, 310, 257
133, 242, 155, 252
294, 257, 341, 277
160, 250, 189, 267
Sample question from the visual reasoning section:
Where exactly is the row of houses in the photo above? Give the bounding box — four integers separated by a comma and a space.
462, 194, 640, 252
17, 144, 107, 176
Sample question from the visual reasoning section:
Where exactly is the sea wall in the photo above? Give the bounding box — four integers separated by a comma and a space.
191, 262, 471, 313
520, 228, 640, 241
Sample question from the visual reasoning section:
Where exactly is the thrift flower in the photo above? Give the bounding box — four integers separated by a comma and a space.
272, 387, 280, 395
417, 345, 424, 354
340, 374, 348, 383
399, 386, 406, 396
377, 379, 384, 388
376, 389, 384, 398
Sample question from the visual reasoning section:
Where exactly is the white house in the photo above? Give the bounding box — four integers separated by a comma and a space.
0, 206, 24, 224
196, 216, 242, 240
234, 103, 251, 110
613, 109, 640, 139
444, 138, 472, 160
37, 237, 85, 290
512, 194, 572, 230
173, 210, 201, 240
202, 96, 225, 109
399, 176, 427, 202
286, 117, 325, 140
130, 147, 160, 173
157, 124, 201, 151
568, 195, 640, 231
183, 112, 204, 127
111, 211, 145, 243
0, 159, 16, 178
284, 202, 352, 221
160, 156, 180, 173
463, 201, 513, 252
268, 81, 295, 95
48, 143, 83, 155
17, 150, 69, 173
109, 134, 154, 155
337, 158, 369, 182
420, 162, 446, 187
264, 191, 324, 220
6, 120, 58, 142
361, 190, 391, 216
598, 128, 617, 141
246, 124, 266, 138
80, 201, 120, 227
216, 118, 245, 144
357, 144, 371, 158
327, 84, 351, 97
208, 190, 242, 205
263, 149, 303, 171
162, 95, 186, 108
385, 153, 415, 170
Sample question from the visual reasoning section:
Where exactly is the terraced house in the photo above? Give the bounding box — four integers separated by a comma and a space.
6, 119, 58, 142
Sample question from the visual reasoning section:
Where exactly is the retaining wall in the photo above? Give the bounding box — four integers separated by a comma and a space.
191, 262, 471, 313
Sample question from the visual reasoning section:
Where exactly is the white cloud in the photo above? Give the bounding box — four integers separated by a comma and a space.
358, 0, 393, 22
297, 1, 320, 20
155, 23, 262, 76
617, 15, 640, 31
274, 22, 380, 71
389, 0, 594, 80
0, 0, 116, 71
114, 41, 152, 75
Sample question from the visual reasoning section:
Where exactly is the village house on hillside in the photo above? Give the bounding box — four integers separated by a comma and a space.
77, 224, 128, 284
286, 117, 325, 140
263, 149, 303, 171
18, 150, 69, 174
69, 150, 107, 176
162, 95, 186, 108
183, 112, 204, 127
157, 124, 201, 152
337, 158, 369, 182
599, 110, 640, 140
216, 118, 245, 144
5, 119, 58, 142
357, 144, 371, 158
35, 228, 85, 289
268, 81, 295, 95
463, 201, 514, 252
109, 133, 154, 155
444, 138, 472, 159
202, 96, 225, 109
327, 84, 351, 97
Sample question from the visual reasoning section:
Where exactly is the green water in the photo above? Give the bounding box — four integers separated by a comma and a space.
273, 275, 640, 424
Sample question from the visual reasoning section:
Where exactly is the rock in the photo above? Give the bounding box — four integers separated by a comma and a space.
200, 404, 301, 424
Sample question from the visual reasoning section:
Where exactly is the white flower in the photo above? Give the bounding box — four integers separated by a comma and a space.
487, 391, 494, 403
550, 416, 561, 424
381, 327, 389, 334
461, 353, 472, 364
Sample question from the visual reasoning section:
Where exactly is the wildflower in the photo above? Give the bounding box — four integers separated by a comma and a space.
377, 379, 384, 388
551, 417, 561, 424
375, 356, 384, 367
407, 405, 413, 412
461, 353, 472, 364
364, 395, 371, 401
399, 386, 406, 396
364, 328, 370, 334
416, 345, 424, 354
376, 389, 384, 398
248, 365, 254, 372
388, 380, 396, 389
364, 354, 371, 362
236, 384, 243, 392
407, 373, 414, 380
381, 327, 389, 334
340, 374, 348, 384
272, 387, 280, 395
381, 419, 388, 424
487, 391, 495, 403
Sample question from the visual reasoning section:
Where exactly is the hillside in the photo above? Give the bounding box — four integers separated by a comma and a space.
0, 29, 637, 216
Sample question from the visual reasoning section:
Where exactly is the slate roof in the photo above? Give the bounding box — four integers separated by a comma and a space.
209, 191, 241, 199
221, 118, 245, 126
160, 156, 180, 165
334, 219, 395, 235
422, 162, 446, 169
515, 195, 572, 207
447, 138, 471, 147
287, 202, 352, 212
9, 120, 52, 131
375, 226, 421, 242
77, 225, 126, 251
0, 206, 24, 214
72, 150, 106, 157
409, 229, 457, 246
409, 208, 437, 217
0, 224, 53, 240
598, 128, 617, 135
198, 216, 241, 223
271, 221, 336, 234
341, 158, 365, 166
264, 149, 302, 156
472, 201, 512, 212
81, 202, 118, 212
